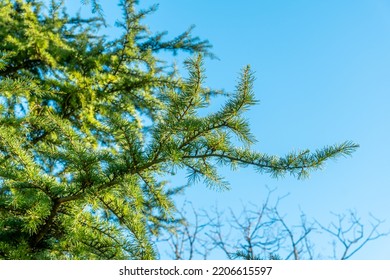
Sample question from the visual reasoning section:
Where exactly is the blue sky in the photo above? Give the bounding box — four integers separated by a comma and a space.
137, 0, 390, 259
70, 0, 390, 259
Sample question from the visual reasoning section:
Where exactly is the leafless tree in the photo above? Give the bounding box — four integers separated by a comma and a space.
156, 201, 212, 260
316, 211, 388, 260
156, 188, 389, 260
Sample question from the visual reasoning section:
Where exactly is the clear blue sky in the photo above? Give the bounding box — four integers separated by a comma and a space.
71, 0, 390, 259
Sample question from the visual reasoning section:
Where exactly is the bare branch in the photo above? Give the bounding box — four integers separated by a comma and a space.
315, 210, 389, 260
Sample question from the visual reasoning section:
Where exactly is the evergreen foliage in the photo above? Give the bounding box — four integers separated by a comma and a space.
0, 0, 358, 259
